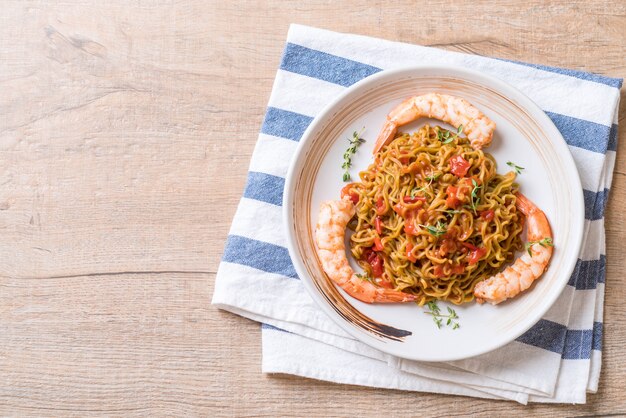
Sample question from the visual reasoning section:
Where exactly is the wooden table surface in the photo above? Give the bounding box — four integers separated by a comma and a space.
1, 1, 624, 416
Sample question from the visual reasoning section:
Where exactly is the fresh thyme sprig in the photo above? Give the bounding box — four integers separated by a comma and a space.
342, 129, 366, 182
437, 124, 464, 144
424, 300, 460, 329
525, 237, 554, 257
411, 172, 441, 197
507, 161, 525, 175
469, 179, 481, 214
419, 220, 447, 237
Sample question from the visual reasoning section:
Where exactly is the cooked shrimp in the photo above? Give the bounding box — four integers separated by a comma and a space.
315, 197, 416, 303
373, 93, 496, 154
474, 193, 553, 305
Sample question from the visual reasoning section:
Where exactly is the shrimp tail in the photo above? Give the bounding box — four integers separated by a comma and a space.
373, 121, 398, 155
374, 288, 417, 303
516, 193, 552, 242
343, 275, 417, 303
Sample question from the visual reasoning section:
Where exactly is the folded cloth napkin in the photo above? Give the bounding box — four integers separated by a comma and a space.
212, 24, 622, 404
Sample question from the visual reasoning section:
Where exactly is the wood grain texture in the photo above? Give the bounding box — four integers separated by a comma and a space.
0, 0, 624, 416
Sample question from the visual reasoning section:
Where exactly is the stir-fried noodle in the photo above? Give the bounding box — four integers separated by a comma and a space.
345, 125, 524, 305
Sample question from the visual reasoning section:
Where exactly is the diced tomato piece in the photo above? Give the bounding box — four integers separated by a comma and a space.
403, 195, 426, 203
372, 261, 384, 277
340, 183, 359, 204
404, 223, 418, 236
367, 252, 384, 277
373, 237, 384, 252
446, 185, 461, 208
449, 155, 470, 177
399, 157, 410, 165
446, 180, 474, 208
406, 242, 417, 263
433, 265, 445, 278
480, 209, 495, 221
375, 216, 383, 234
403, 210, 418, 235
375, 197, 386, 215
468, 247, 487, 265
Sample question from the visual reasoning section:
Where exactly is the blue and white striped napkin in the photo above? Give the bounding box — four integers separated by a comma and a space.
212, 24, 622, 404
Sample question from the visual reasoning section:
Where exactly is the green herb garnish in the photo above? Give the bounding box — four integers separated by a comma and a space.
436, 130, 454, 144
436, 125, 464, 145
419, 221, 447, 237
424, 300, 460, 329
525, 237, 554, 257
469, 179, 481, 214
506, 161, 525, 175
411, 172, 441, 197
424, 172, 442, 182
342, 129, 366, 181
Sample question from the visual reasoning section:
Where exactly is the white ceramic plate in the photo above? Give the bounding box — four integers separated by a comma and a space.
283, 66, 584, 362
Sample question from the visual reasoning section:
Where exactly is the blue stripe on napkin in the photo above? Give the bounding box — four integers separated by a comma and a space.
592, 322, 603, 351
498, 58, 623, 89
281, 43, 381, 87
223, 235, 298, 279
516, 319, 567, 355
562, 329, 593, 360
597, 255, 606, 284
608, 124, 618, 151
545, 112, 612, 154
262, 106, 313, 141
243, 171, 285, 206
583, 189, 608, 221
568, 256, 605, 290
515, 319, 599, 360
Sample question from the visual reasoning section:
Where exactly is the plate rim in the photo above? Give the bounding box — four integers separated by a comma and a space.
283, 64, 585, 362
